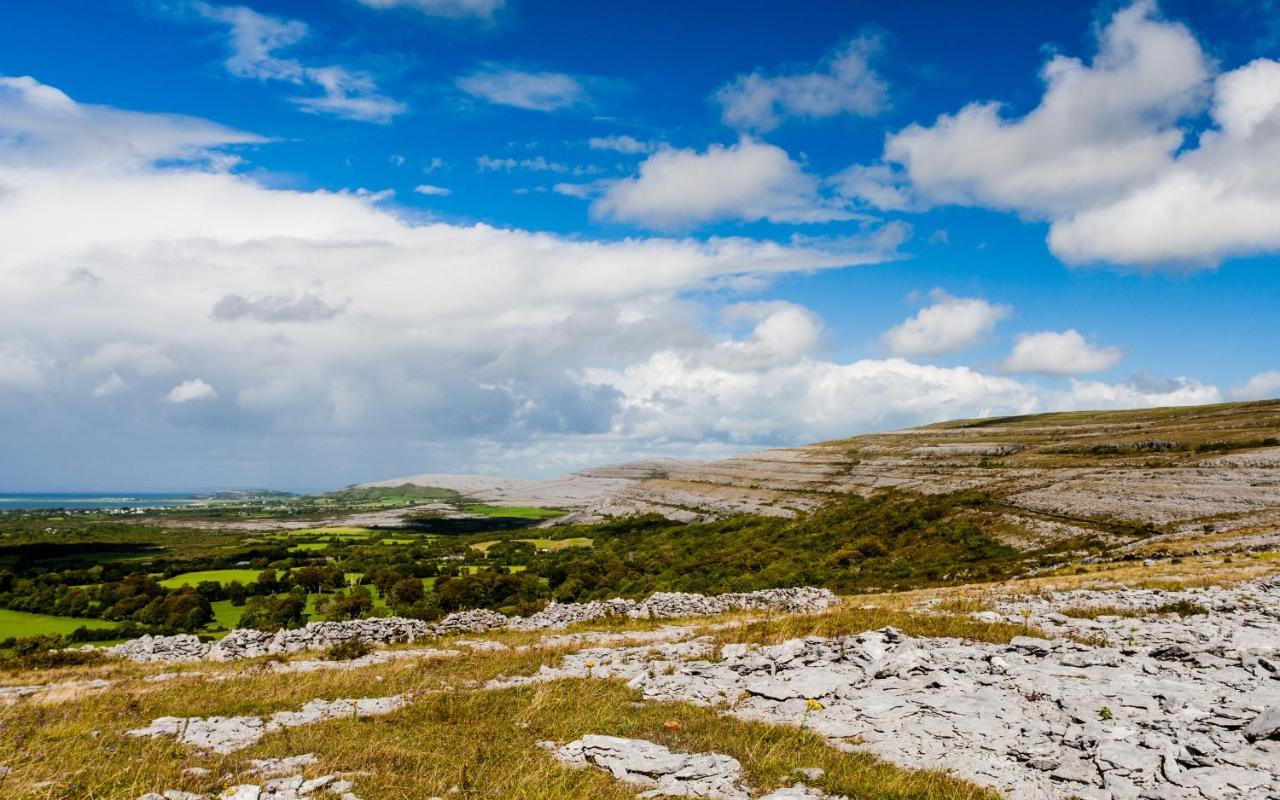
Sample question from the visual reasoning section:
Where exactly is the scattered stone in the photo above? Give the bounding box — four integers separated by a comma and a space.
554, 735, 748, 798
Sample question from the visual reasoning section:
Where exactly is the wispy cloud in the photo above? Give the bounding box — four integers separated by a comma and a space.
715, 34, 888, 132
457, 65, 586, 111
588, 135, 655, 154
191, 2, 406, 123
355, 0, 505, 21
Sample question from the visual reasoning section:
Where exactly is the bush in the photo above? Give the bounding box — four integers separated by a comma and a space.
324, 639, 372, 661
2, 635, 103, 670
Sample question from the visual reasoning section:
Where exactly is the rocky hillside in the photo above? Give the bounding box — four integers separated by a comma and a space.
575, 400, 1280, 549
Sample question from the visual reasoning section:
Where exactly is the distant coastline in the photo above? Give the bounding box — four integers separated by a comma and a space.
0, 493, 205, 510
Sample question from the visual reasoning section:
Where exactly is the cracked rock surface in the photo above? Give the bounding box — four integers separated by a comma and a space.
127, 696, 409, 754
552, 735, 749, 799
498, 577, 1280, 800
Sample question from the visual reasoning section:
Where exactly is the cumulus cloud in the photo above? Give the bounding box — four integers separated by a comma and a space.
1048, 56, 1280, 267
580, 311, 1225, 446
413, 183, 451, 196
1001, 330, 1123, 375
354, 0, 504, 20
880, 290, 1010, 358
583, 307, 1038, 444
592, 138, 856, 228
841, 1, 1280, 270
588, 135, 655, 154
715, 35, 888, 132
167, 378, 218, 403
0, 75, 910, 482
872, 1, 1206, 215
191, 3, 406, 123
1231, 371, 1280, 400
457, 66, 585, 111
1056, 373, 1221, 410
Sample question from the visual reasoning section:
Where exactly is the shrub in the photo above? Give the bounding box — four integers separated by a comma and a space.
324, 639, 372, 661
2, 635, 103, 670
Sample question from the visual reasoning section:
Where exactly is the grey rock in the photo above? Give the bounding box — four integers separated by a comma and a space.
555, 735, 747, 799
1243, 705, 1280, 742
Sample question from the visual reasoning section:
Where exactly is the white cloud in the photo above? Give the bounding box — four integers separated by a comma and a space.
167, 378, 218, 403
0, 76, 908, 482
192, 3, 406, 123
1048, 56, 1280, 267
552, 182, 598, 199
1001, 330, 1123, 375
592, 138, 856, 228
588, 135, 655, 154
583, 308, 1038, 443
1231, 371, 1280, 400
842, 1, 1280, 269
81, 341, 175, 375
457, 66, 585, 111
354, 0, 504, 20
880, 290, 1010, 358
92, 372, 128, 398
876, 1, 1206, 216
414, 183, 451, 196
0, 76, 262, 167
0, 340, 50, 390
1056, 374, 1221, 410
477, 155, 578, 173
715, 36, 888, 132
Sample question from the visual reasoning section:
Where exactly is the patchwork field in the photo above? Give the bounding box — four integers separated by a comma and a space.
0, 608, 114, 641
159, 569, 261, 588
471, 536, 593, 552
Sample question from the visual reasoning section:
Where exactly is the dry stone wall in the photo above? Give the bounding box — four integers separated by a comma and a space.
103, 587, 838, 664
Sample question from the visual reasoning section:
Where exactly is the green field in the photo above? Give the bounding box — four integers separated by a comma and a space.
462, 505, 565, 520
289, 542, 330, 552
0, 608, 114, 640
281, 526, 373, 538
471, 537, 592, 553
159, 569, 260, 588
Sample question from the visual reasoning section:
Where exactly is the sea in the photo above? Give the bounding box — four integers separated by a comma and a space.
0, 493, 205, 511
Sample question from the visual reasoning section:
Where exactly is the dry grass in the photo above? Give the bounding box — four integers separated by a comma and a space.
0, 640, 996, 800
4, 548, 1278, 799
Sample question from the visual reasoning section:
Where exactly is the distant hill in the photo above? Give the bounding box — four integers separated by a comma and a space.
584, 399, 1280, 551
363, 400, 1280, 552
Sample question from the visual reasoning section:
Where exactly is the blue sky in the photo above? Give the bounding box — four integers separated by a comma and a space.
0, 0, 1278, 490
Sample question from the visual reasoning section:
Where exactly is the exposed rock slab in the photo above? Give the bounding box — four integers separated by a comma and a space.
127, 696, 409, 753
552, 735, 748, 799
